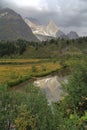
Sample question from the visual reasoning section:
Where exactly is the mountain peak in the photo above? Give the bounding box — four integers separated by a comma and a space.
47, 20, 58, 37
0, 8, 17, 14
67, 31, 79, 39
48, 20, 58, 28
0, 8, 38, 41
0, 8, 21, 19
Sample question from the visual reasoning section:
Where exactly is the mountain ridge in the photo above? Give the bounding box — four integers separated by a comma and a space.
24, 17, 79, 41
0, 8, 79, 41
0, 8, 38, 41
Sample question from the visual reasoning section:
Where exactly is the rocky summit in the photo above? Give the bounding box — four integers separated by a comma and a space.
24, 18, 59, 40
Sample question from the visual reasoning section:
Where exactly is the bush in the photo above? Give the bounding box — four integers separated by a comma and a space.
31, 65, 37, 72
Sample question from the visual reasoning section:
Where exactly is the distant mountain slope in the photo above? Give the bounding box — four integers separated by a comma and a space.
67, 31, 79, 39
24, 18, 79, 41
24, 18, 58, 40
56, 30, 67, 39
0, 8, 38, 41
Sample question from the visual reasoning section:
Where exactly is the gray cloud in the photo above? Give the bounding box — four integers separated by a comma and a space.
80, 0, 87, 2
0, 0, 87, 36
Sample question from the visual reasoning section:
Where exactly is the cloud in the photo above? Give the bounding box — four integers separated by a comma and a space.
80, 0, 87, 2
0, 0, 87, 36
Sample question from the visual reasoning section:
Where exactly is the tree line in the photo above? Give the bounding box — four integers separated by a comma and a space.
0, 36, 87, 57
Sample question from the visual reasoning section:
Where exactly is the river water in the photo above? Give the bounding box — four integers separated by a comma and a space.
34, 76, 68, 104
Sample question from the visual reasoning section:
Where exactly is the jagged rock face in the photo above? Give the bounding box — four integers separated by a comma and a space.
24, 17, 79, 41
56, 30, 67, 39
67, 31, 79, 39
46, 20, 58, 37
0, 8, 38, 41
24, 18, 58, 38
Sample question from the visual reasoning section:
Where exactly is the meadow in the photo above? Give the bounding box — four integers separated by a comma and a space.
0, 55, 87, 87
0, 59, 61, 86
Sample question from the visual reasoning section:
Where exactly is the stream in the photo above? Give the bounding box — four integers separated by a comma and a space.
34, 76, 68, 104
11, 74, 68, 104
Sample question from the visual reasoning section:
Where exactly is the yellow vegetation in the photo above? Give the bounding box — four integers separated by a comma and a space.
0, 59, 61, 86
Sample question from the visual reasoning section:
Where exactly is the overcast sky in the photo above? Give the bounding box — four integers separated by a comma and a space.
0, 0, 87, 36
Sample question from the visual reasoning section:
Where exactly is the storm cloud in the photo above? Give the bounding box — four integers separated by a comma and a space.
0, 0, 87, 36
